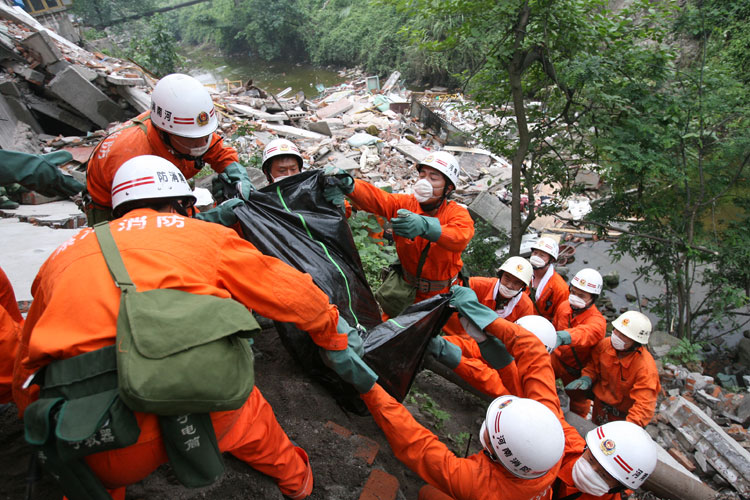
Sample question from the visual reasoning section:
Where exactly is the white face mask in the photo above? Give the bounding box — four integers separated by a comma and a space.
610, 333, 627, 351
569, 294, 588, 310
413, 178, 435, 203
171, 136, 211, 157
529, 255, 547, 269
498, 283, 521, 299
572, 456, 612, 496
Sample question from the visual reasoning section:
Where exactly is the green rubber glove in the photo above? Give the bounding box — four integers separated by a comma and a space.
222, 162, 255, 200
338, 316, 364, 357
322, 165, 355, 207
194, 198, 244, 226
0, 150, 83, 197
555, 330, 572, 349
321, 347, 378, 394
478, 336, 514, 370
449, 285, 498, 331
426, 336, 461, 369
390, 208, 441, 241
565, 376, 592, 391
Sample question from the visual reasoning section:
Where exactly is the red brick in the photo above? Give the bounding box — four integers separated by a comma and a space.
727, 424, 748, 442
711, 385, 723, 398
668, 447, 696, 472
359, 469, 399, 500
325, 421, 352, 438
353, 435, 380, 465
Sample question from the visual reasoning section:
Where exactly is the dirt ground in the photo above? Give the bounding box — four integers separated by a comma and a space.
0, 325, 488, 500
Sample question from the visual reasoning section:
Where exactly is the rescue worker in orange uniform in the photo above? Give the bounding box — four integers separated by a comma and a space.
551, 268, 607, 418
84, 73, 254, 225
442, 256, 534, 357
526, 237, 568, 321
325, 285, 567, 500
12, 155, 371, 500
0, 266, 22, 404
552, 420, 658, 500
566, 311, 660, 427
323, 151, 474, 316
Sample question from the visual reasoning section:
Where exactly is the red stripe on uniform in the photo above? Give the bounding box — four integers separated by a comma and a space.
614, 455, 633, 473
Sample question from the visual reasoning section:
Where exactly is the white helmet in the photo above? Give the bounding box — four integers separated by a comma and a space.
515, 315, 557, 353
418, 151, 460, 189
571, 268, 603, 296
498, 256, 533, 288
586, 420, 657, 489
531, 236, 559, 260
261, 138, 303, 175
612, 311, 652, 344
111, 155, 195, 213
480, 395, 564, 479
150, 74, 218, 138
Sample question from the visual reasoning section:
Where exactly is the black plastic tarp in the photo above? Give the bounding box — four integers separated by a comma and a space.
233, 170, 452, 403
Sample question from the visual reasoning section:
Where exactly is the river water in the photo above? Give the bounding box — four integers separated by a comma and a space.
182, 46, 345, 97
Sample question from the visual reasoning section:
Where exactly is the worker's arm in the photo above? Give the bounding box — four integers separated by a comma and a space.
216, 232, 347, 351
204, 133, 241, 171
625, 355, 660, 427
347, 179, 414, 220
430, 202, 474, 253
567, 307, 607, 349
362, 383, 481, 500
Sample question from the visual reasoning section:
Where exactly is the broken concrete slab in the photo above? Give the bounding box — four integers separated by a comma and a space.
226, 102, 285, 123
2, 93, 42, 133
1, 60, 44, 85
665, 395, 750, 497
262, 123, 327, 141
0, 93, 19, 148
307, 120, 332, 137
393, 138, 429, 164
316, 97, 353, 120
650, 330, 682, 359
21, 30, 62, 67
48, 65, 126, 128
26, 94, 94, 133
105, 74, 145, 86
115, 85, 150, 114
468, 191, 512, 233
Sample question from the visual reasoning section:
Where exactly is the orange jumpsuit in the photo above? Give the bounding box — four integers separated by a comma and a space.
86, 111, 239, 209
552, 301, 606, 417
348, 179, 474, 303
362, 315, 565, 500
581, 338, 661, 427
13, 209, 349, 498
0, 266, 23, 403
527, 268, 568, 322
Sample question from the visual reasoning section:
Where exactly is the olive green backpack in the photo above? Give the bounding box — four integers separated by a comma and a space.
94, 222, 260, 415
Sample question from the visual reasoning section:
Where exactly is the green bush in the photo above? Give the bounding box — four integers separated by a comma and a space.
461, 220, 507, 277
663, 338, 704, 365
348, 211, 395, 289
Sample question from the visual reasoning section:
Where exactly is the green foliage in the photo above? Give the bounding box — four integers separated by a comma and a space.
348, 211, 396, 289
406, 391, 451, 430
127, 15, 183, 77
663, 338, 704, 365
461, 220, 506, 277
72, 0, 154, 27
448, 431, 472, 457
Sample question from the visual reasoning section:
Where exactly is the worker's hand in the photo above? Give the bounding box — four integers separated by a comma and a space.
322, 166, 354, 208
555, 330, 572, 349
337, 316, 364, 357
194, 198, 244, 226
320, 347, 378, 394
390, 209, 441, 241
565, 376, 592, 391
426, 336, 461, 369
222, 162, 255, 200
449, 285, 498, 331
0, 150, 83, 197
478, 337, 514, 370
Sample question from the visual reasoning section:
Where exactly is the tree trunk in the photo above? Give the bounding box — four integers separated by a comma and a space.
508, 2, 532, 255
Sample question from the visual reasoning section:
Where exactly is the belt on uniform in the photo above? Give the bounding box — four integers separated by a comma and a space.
402, 270, 458, 293
601, 402, 627, 418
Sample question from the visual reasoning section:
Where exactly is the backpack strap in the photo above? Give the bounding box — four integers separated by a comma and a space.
93, 222, 135, 293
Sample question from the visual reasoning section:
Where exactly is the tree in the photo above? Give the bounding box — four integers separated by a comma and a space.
127, 15, 183, 77
390, 0, 646, 254
583, 1, 750, 340
72, 0, 154, 28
